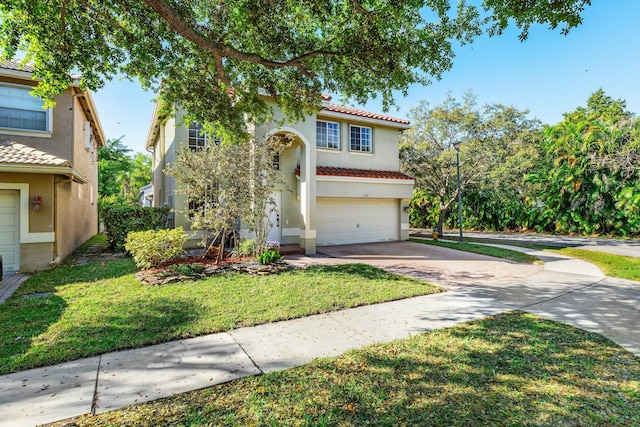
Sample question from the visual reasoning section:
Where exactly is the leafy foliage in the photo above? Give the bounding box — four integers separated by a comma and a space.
101, 205, 171, 250
257, 249, 283, 265
0, 1, 591, 137
409, 90, 640, 237
125, 227, 188, 269
166, 134, 288, 260
98, 137, 151, 206
401, 94, 542, 234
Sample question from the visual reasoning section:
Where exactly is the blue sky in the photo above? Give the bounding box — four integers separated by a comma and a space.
92, 1, 640, 154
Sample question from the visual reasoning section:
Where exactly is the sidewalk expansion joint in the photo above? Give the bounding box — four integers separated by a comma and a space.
90, 355, 102, 415
228, 333, 265, 376
518, 277, 608, 310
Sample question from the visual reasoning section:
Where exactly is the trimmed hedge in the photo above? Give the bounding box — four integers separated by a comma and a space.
125, 227, 188, 269
101, 206, 171, 251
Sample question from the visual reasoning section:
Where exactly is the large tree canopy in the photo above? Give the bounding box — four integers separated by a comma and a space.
0, 0, 590, 135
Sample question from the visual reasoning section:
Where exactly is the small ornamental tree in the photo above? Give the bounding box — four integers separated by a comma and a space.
166, 130, 289, 262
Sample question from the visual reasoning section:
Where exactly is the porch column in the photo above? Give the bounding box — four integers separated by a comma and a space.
299, 141, 316, 254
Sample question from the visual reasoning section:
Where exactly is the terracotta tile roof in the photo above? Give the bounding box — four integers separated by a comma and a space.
296, 165, 414, 180
0, 59, 35, 73
0, 140, 71, 166
322, 103, 410, 125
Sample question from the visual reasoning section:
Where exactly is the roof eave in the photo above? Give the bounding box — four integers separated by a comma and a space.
0, 164, 89, 183
317, 109, 411, 130
145, 99, 163, 150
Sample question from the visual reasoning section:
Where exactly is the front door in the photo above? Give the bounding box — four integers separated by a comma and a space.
0, 190, 20, 273
266, 191, 281, 243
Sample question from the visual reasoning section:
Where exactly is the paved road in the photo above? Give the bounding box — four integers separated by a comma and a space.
1, 242, 638, 427
427, 229, 640, 258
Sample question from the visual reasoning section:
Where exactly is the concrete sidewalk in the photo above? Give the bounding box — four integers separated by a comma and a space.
1, 248, 638, 427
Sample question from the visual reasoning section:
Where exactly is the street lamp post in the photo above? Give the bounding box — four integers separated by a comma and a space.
453, 142, 463, 243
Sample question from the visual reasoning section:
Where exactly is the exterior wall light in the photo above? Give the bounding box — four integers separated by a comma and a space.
32, 196, 42, 211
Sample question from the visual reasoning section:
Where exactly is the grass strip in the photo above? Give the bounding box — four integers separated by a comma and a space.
551, 247, 640, 282
410, 237, 542, 264
0, 262, 441, 375
58, 312, 640, 427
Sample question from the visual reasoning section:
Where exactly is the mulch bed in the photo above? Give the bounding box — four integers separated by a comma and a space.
135, 253, 294, 286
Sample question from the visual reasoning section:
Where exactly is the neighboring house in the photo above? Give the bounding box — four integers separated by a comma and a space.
0, 60, 105, 273
146, 94, 413, 254
138, 183, 153, 207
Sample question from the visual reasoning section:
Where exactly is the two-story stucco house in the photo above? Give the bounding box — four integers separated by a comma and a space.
146, 94, 413, 255
0, 60, 105, 273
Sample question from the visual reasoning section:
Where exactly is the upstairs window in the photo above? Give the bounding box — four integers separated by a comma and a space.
188, 123, 220, 151
0, 85, 49, 132
316, 120, 340, 149
349, 125, 372, 153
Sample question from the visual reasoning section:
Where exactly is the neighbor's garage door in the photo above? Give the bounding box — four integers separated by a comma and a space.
316, 198, 397, 245
0, 190, 20, 273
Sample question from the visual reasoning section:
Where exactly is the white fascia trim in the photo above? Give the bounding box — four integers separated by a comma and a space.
145, 99, 162, 150
316, 175, 415, 185
317, 110, 411, 130
0, 182, 55, 243
0, 164, 89, 184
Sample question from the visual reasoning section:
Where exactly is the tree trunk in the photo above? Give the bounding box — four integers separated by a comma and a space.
436, 206, 448, 237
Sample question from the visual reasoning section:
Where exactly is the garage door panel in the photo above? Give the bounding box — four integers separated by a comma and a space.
317, 198, 397, 245
0, 190, 20, 272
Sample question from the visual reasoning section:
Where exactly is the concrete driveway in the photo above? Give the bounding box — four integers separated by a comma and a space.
288, 241, 543, 290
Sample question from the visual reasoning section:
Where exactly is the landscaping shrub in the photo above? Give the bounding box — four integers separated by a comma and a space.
257, 249, 283, 265
124, 227, 188, 269
101, 205, 171, 250
231, 239, 256, 257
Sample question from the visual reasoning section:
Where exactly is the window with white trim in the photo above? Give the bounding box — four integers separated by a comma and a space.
188, 123, 220, 151
316, 120, 340, 149
349, 125, 372, 153
0, 84, 49, 132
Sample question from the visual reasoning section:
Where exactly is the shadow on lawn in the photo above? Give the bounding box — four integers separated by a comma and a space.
256, 312, 640, 426
0, 296, 203, 375
0, 294, 67, 374
13, 258, 137, 296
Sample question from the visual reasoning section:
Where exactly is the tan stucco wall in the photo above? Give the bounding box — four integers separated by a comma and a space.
0, 81, 76, 162
0, 173, 54, 232
316, 179, 414, 199
20, 242, 54, 272
55, 179, 97, 263
314, 118, 402, 171
0, 77, 100, 269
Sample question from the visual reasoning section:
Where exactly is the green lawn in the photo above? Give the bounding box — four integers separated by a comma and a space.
552, 248, 640, 282
58, 312, 640, 427
0, 261, 441, 375
410, 237, 542, 264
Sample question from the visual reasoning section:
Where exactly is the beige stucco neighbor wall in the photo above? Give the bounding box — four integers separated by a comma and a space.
0, 83, 100, 270
0, 81, 76, 162
0, 172, 55, 271
20, 243, 54, 272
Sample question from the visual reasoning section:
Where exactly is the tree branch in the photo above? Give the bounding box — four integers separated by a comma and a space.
141, 0, 339, 75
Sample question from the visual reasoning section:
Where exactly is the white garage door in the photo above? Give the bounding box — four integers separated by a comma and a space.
0, 190, 20, 273
317, 198, 398, 246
